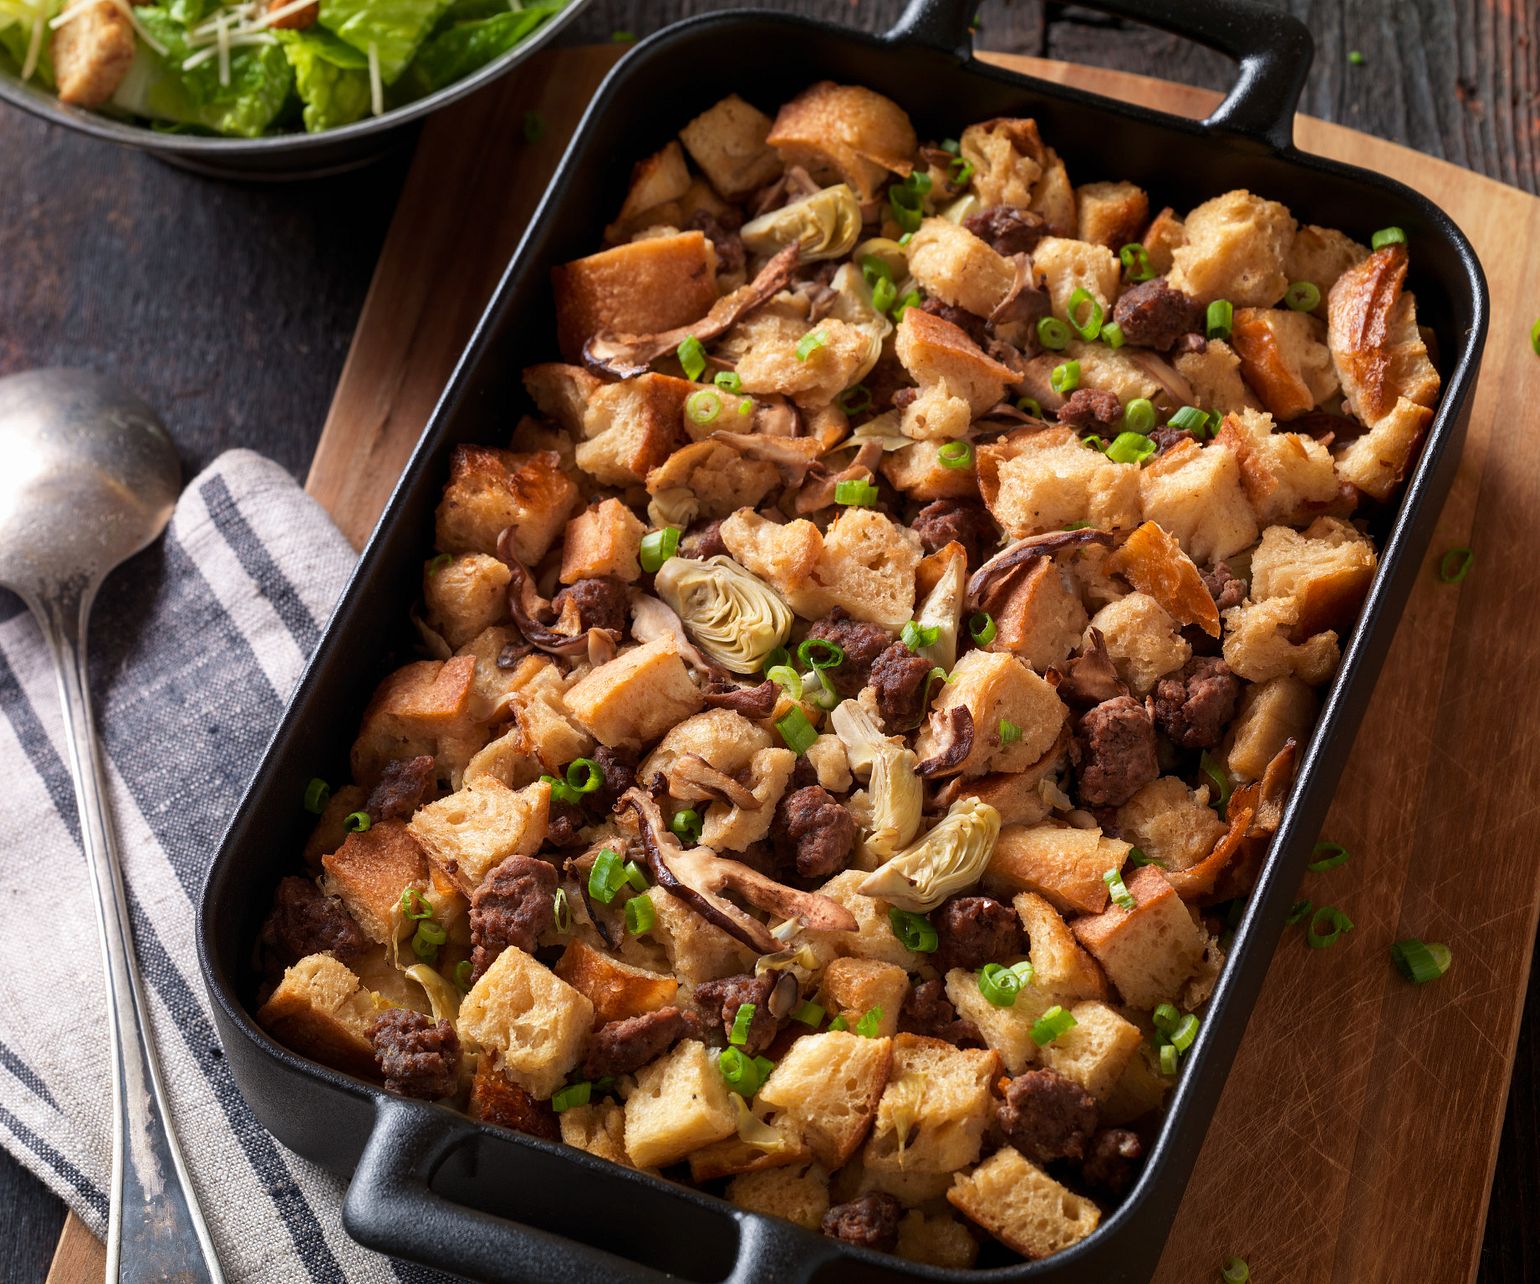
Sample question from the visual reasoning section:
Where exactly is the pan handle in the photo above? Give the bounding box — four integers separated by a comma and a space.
888, 0, 1313, 151
342, 1096, 841, 1284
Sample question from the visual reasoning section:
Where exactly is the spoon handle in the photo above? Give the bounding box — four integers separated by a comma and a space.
35, 586, 225, 1284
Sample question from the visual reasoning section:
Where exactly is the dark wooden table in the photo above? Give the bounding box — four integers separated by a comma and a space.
2, 2, 1535, 1280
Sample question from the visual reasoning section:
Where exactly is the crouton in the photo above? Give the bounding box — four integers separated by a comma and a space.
350, 657, 477, 786
469, 1054, 558, 1136
408, 778, 551, 894
906, 217, 1017, 318
1108, 520, 1220, 637
864, 1033, 999, 1174
575, 374, 695, 488
458, 945, 592, 1098
434, 445, 578, 564
727, 1162, 831, 1231
1223, 674, 1317, 782
1038, 1000, 1143, 1102
679, 93, 783, 199
719, 509, 822, 599
798, 869, 919, 969
648, 887, 757, 985
560, 499, 647, 584
1249, 517, 1377, 636
699, 747, 796, 853
733, 314, 877, 406
984, 823, 1131, 916
988, 557, 1088, 670
1076, 180, 1149, 251
687, 1108, 811, 1182
1221, 596, 1339, 685
1084, 592, 1191, 695
605, 141, 693, 241
256, 954, 382, 1079
822, 958, 909, 1037
977, 427, 1141, 538
1327, 244, 1441, 430
959, 118, 1075, 234
758, 1031, 893, 1168
522, 362, 602, 436
552, 231, 719, 362
1115, 777, 1226, 873
1216, 407, 1340, 525
1173, 338, 1262, 415
1141, 206, 1186, 275
936, 767, 1055, 828
894, 308, 1015, 441
1101, 1043, 1169, 1126
423, 554, 511, 649
624, 1040, 740, 1168
1168, 189, 1296, 306
881, 438, 980, 501
915, 650, 1068, 776
1013, 892, 1108, 1002
554, 940, 679, 1028
1070, 865, 1208, 1009
1333, 394, 1434, 501
1229, 307, 1338, 420
302, 784, 367, 870
321, 820, 431, 945
52, 1, 135, 107
767, 81, 916, 202
948, 1146, 1101, 1259
644, 708, 772, 778
806, 734, 852, 793
564, 636, 704, 749
944, 967, 1055, 1074
559, 1100, 634, 1167
646, 440, 782, 524
1031, 236, 1122, 322
897, 1210, 980, 1269
462, 652, 592, 782
1285, 225, 1368, 317
1137, 438, 1258, 564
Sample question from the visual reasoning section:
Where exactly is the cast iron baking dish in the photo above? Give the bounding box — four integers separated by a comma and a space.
199, 1, 1488, 1278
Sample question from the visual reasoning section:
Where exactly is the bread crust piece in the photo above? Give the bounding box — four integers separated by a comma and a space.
1167, 189, 1296, 307
552, 232, 719, 362
767, 81, 916, 202
1108, 520, 1220, 638
257, 954, 382, 1080
757, 1031, 894, 1168
1326, 243, 1440, 426
948, 1146, 1101, 1259
433, 445, 578, 563
458, 944, 593, 1099
862, 1033, 999, 1174
350, 656, 476, 787
1229, 307, 1338, 421
679, 94, 783, 199
984, 823, 1130, 917
554, 940, 679, 1028
1070, 865, 1207, 1009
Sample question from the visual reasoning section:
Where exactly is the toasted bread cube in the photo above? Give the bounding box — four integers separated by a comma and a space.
1285, 225, 1368, 317
1084, 592, 1190, 695
767, 81, 916, 202
948, 1147, 1101, 1259
302, 784, 367, 869
832, 1158, 954, 1207
688, 1114, 811, 1182
1334, 394, 1434, 501
1327, 245, 1440, 428
458, 945, 592, 1098
523, 361, 602, 435
1038, 1000, 1142, 1102
559, 499, 647, 584
1060, 339, 1186, 417
408, 778, 551, 894
959, 118, 1075, 234
727, 1162, 831, 1231
1230, 307, 1339, 420
758, 1031, 893, 1169
822, 958, 909, 1037
702, 747, 797, 854
1223, 674, 1317, 782
623, 1039, 739, 1168
977, 426, 1141, 539
351, 656, 476, 786
864, 1033, 999, 1174
1141, 206, 1186, 275
554, 939, 679, 1028
463, 653, 592, 783
1076, 180, 1149, 250
805, 870, 922, 971
906, 217, 1017, 318
1168, 189, 1296, 306
945, 967, 1055, 1074
1115, 777, 1226, 874
679, 93, 782, 198
1013, 892, 1108, 1002
1108, 520, 1221, 638
1174, 338, 1262, 415
1137, 439, 1258, 565
915, 650, 1067, 776
936, 770, 1054, 829
1031, 236, 1121, 322
733, 313, 879, 407
897, 1210, 980, 1269
257, 954, 381, 1079
646, 440, 781, 526
559, 1100, 634, 1167
649, 888, 757, 985
895, 308, 1015, 442
465, 1054, 555, 1136
1250, 517, 1377, 635
565, 636, 703, 749
321, 820, 430, 944
1100, 1043, 1169, 1126
575, 374, 695, 488
423, 553, 511, 650
1222, 596, 1339, 685
881, 438, 980, 502
552, 231, 719, 362
1216, 406, 1340, 526
609, 141, 692, 238
435, 446, 577, 564
719, 509, 822, 602
984, 823, 1131, 917
1071, 865, 1207, 1009
988, 558, 1087, 670
52, 0, 135, 107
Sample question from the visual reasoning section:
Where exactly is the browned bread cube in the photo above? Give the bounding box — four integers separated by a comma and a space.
554, 939, 680, 1028
1114, 777, 1226, 874
758, 1031, 893, 1169
906, 217, 1017, 318
959, 118, 1076, 234
1229, 307, 1338, 421
1174, 338, 1263, 416
863, 1033, 999, 1174
766, 81, 916, 202
321, 820, 430, 945
881, 439, 980, 502
576, 374, 695, 487
423, 553, 511, 649
1071, 865, 1208, 1008
559, 498, 647, 584
948, 1146, 1101, 1259
687, 1116, 810, 1182
558, 1100, 634, 1168
408, 778, 551, 894
1013, 892, 1108, 1002
256, 954, 381, 1080
726, 1162, 831, 1231
1326, 243, 1440, 429
1038, 1000, 1143, 1102
607, 141, 692, 239
1108, 520, 1221, 638
1249, 516, 1377, 636
469, 1055, 559, 1138
985, 823, 1130, 916
1137, 438, 1258, 565
1221, 595, 1339, 686
1168, 189, 1296, 306
458, 945, 592, 1098
1285, 224, 1368, 316
679, 94, 783, 199
623, 1039, 739, 1168
987, 555, 1087, 670
1141, 205, 1186, 275
1215, 407, 1340, 526
1031, 236, 1122, 322
1084, 592, 1191, 695
977, 426, 1141, 539
433, 445, 578, 564
1222, 676, 1317, 783
821, 958, 909, 1037
564, 636, 704, 748
915, 650, 1067, 776
945, 966, 1056, 1074
350, 656, 476, 786
1076, 180, 1149, 250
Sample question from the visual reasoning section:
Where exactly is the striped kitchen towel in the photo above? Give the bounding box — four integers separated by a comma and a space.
0, 450, 454, 1283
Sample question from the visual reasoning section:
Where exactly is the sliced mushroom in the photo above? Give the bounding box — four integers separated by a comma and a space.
794, 439, 885, 514
497, 531, 618, 657
654, 554, 794, 675
701, 679, 780, 718
915, 706, 974, 779
666, 752, 761, 810
1049, 627, 1127, 707
966, 527, 1116, 615
1124, 348, 1197, 410
707, 431, 824, 486
628, 591, 728, 682
857, 796, 1002, 912
831, 700, 923, 863
740, 184, 863, 262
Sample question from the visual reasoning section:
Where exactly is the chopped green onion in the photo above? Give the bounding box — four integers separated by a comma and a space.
400, 887, 433, 921
593, 1076, 615, 1092
303, 777, 331, 814
798, 638, 845, 670
729, 1002, 757, 1046
766, 665, 802, 699
1205, 299, 1234, 341
522, 110, 544, 143
1037, 317, 1071, 350
888, 907, 940, 953
1306, 905, 1355, 949
938, 439, 974, 469
624, 860, 649, 893
776, 707, 818, 755
1082, 435, 1109, 453
542, 773, 582, 806
426, 552, 453, 574
1371, 226, 1406, 250
1307, 841, 1350, 872
566, 758, 604, 795
551, 1081, 591, 1112
901, 620, 940, 652
837, 384, 873, 415
1152, 1002, 1180, 1035
1348, 48, 1365, 64
1050, 359, 1081, 394
1106, 431, 1156, 465
1222, 1257, 1250, 1284
1200, 751, 1232, 817
999, 718, 1021, 745
416, 919, 447, 946
1125, 846, 1164, 869
969, 611, 997, 647
1031, 1005, 1078, 1046
454, 959, 473, 992
411, 924, 443, 961
639, 526, 681, 573
1286, 898, 1313, 926
677, 335, 706, 381
670, 809, 703, 845
1532, 318, 1540, 356
893, 290, 923, 320
860, 254, 893, 289
887, 170, 932, 233
1063, 520, 1092, 531
829, 1015, 849, 1032
343, 810, 371, 833
941, 137, 961, 155
1104, 867, 1136, 911
624, 893, 655, 936
1169, 405, 1210, 435
1011, 959, 1036, 988
1438, 547, 1474, 583
718, 1046, 765, 1096
855, 1006, 884, 1037
1120, 397, 1155, 435
1159, 1042, 1180, 1076
589, 847, 629, 903
872, 276, 898, 313
897, 232, 913, 246
610, 29, 634, 42
764, 645, 791, 672
834, 478, 879, 507
1390, 938, 1452, 984
1017, 396, 1043, 418
796, 330, 828, 362
948, 155, 975, 186
791, 1001, 825, 1027
1119, 242, 1154, 281
978, 962, 1023, 1007
1286, 280, 1321, 311
738, 397, 754, 416
1168, 1013, 1200, 1052
1066, 287, 1104, 341
1101, 322, 1125, 349
552, 887, 572, 933
685, 388, 722, 424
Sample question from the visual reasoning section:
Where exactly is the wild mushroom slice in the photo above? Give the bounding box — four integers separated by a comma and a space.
915, 706, 975, 779
708, 431, 824, 486
1049, 626, 1127, 708
497, 531, 618, 657
794, 439, 885, 515
621, 789, 856, 954
666, 753, 761, 810
629, 591, 729, 682
966, 527, 1116, 615
701, 679, 780, 719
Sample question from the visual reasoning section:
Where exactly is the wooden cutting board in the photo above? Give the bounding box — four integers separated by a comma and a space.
50, 44, 1540, 1284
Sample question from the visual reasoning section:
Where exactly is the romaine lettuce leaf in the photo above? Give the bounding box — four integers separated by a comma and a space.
0, 0, 55, 88
317, 0, 451, 84
401, 3, 553, 97
278, 26, 370, 132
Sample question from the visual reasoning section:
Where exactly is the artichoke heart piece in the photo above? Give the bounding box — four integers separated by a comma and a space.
913, 543, 967, 671
654, 554, 793, 675
740, 184, 863, 262
404, 963, 462, 1025
858, 796, 1002, 912
830, 701, 923, 862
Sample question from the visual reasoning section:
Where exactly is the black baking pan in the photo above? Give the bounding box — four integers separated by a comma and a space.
198, 0, 1489, 1278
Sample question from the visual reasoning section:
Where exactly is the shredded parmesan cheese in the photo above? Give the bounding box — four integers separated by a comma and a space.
215, 12, 230, 85
367, 40, 382, 117
20, 4, 44, 80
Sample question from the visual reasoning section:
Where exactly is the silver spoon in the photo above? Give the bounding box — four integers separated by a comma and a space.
0, 369, 224, 1282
